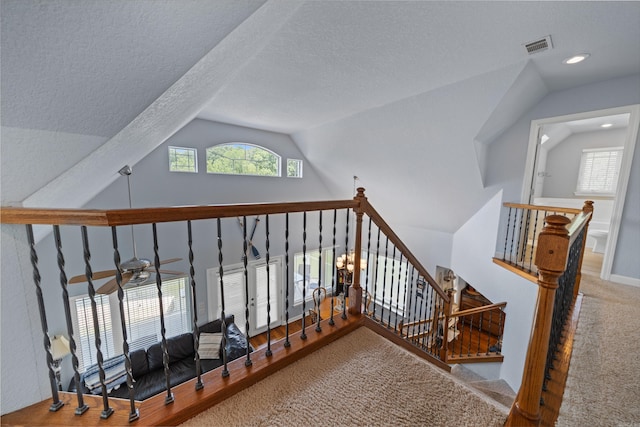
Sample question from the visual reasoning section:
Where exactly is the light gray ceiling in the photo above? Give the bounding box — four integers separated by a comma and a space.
2, 1, 639, 232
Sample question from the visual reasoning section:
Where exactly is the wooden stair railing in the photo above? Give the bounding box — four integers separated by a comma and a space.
505, 206, 592, 427
0, 188, 453, 425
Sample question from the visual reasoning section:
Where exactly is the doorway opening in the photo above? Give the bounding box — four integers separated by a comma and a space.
521, 105, 640, 280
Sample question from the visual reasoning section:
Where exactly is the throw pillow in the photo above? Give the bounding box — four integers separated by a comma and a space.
199, 332, 223, 360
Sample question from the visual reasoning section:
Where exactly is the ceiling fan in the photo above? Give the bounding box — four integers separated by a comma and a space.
69, 165, 183, 294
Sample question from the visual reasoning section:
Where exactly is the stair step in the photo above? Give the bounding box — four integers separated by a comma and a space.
450, 365, 515, 409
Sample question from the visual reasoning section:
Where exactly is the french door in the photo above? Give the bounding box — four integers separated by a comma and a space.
207, 257, 282, 336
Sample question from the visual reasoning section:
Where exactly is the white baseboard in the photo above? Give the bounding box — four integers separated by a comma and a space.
609, 274, 640, 288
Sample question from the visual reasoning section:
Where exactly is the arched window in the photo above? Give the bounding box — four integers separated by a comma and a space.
206, 143, 281, 177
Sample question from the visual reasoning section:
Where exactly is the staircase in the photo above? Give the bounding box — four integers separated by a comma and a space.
451, 364, 516, 411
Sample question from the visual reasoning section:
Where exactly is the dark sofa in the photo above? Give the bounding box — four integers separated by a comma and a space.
70, 315, 251, 401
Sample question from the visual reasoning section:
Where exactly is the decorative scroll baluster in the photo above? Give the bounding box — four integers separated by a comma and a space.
241, 217, 252, 365
467, 315, 474, 357
217, 218, 230, 377
342, 209, 350, 320
380, 236, 389, 325
284, 213, 291, 347
111, 227, 138, 421
53, 225, 89, 415
329, 209, 337, 326
426, 282, 435, 353
372, 226, 382, 321
82, 227, 113, 419
265, 214, 273, 356
316, 211, 323, 333
187, 221, 204, 388
27, 224, 64, 412
517, 209, 526, 269
152, 223, 175, 404
477, 312, 483, 355
301, 211, 307, 339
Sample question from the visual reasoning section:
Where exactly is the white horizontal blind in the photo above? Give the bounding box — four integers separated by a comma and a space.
576, 147, 623, 195
73, 294, 116, 372
124, 278, 190, 349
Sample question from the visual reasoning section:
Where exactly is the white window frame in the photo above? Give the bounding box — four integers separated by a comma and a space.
575, 147, 623, 197
168, 146, 198, 173
70, 277, 191, 372
286, 159, 303, 178
206, 142, 281, 177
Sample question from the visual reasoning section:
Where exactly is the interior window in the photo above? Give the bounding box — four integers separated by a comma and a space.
206, 143, 281, 177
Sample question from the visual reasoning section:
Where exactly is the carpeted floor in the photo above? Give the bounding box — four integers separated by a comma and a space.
556, 273, 640, 426
180, 327, 508, 427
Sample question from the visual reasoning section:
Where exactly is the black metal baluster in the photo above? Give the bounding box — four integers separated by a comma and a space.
467, 314, 474, 357
487, 309, 493, 355
406, 266, 416, 340
477, 312, 483, 355
497, 310, 503, 354
111, 227, 138, 421
316, 211, 323, 333
363, 217, 373, 317
82, 227, 113, 419
509, 209, 518, 264
529, 210, 540, 271
503, 207, 512, 262
265, 215, 273, 356
398, 258, 409, 333
329, 209, 337, 326
284, 213, 291, 347
63, 227, 89, 415
415, 277, 427, 347
387, 246, 396, 328
29, 225, 64, 412
241, 217, 252, 365
372, 226, 382, 321
393, 254, 404, 332
301, 211, 308, 339
516, 209, 526, 269
152, 223, 175, 404
187, 221, 204, 389
426, 282, 435, 352
217, 218, 230, 377
342, 209, 350, 320
380, 236, 389, 326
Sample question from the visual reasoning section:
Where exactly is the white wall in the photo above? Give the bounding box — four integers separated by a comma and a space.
485, 73, 640, 280
451, 191, 538, 392
542, 128, 627, 198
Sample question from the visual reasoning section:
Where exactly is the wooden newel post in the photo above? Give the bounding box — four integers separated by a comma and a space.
506, 215, 571, 427
349, 187, 366, 315
440, 288, 455, 362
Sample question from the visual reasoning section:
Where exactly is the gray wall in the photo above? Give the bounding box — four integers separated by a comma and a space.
486, 73, 640, 280
542, 128, 627, 198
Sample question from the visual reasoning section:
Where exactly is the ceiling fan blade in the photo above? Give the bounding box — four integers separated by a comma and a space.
158, 269, 184, 276
69, 269, 118, 284
97, 272, 132, 294
158, 258, 182, 266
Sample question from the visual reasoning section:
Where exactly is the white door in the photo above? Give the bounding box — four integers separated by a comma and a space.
207, 258, 282, 336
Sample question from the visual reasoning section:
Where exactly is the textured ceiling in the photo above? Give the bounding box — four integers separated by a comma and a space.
197, 1, 640, 134
1, 0, 266, 137
2, 1, 639, 233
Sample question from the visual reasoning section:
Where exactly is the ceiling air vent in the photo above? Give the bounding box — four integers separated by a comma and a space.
524, 35, 553, 55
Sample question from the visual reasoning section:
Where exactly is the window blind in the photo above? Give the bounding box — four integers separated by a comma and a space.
576, 147, 623, 195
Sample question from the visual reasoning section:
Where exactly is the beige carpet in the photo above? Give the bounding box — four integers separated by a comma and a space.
180, 327, 508, 427
556, 273, 640, 426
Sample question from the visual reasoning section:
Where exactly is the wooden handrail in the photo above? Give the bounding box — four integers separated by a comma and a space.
399, 301, 506, 330
0, 200, 359, 226
359, 197, 448, 301
502, 202, 582, 215
450, 301, 507, 319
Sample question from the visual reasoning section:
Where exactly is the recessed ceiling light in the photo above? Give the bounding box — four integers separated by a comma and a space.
601, 123, 613, 128
563, 54, 590, 65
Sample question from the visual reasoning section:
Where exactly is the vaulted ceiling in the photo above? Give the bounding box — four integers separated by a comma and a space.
2, 0, 639, 231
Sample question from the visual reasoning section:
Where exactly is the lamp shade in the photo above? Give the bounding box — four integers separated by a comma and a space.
51, 335, 71, 360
